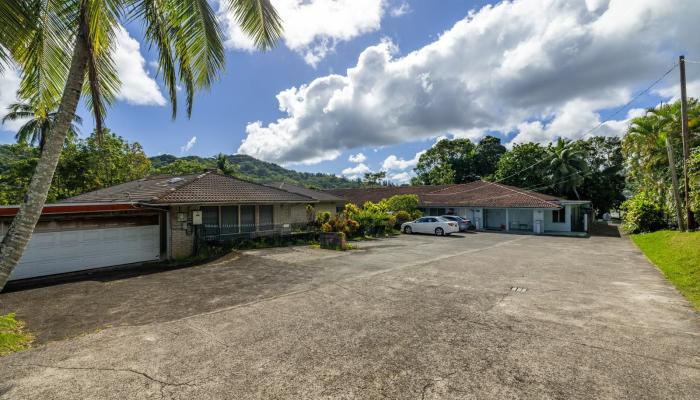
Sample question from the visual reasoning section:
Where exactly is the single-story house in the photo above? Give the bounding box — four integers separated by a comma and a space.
1, 172, 336, 281
326, 181, 590, 235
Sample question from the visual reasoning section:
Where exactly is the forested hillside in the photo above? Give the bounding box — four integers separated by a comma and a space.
149, 153, 359, 189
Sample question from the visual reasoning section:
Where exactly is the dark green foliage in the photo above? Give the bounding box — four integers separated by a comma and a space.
492, 142, 552, 190
474, 135, 506, 178
413, 138, 477, 185
572, 137, 626, 216
150, 153, 360, 188
0, 131, 151, 205
621, 193, 667, 233
382, 194, 419, 213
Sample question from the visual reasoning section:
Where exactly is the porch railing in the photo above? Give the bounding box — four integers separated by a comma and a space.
199, 222, 316, 242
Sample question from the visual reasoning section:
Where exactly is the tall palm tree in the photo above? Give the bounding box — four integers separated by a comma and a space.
214, 152, 239, 176
3, 102, 82, 149
548, 138, 587, 199
625, 107, 685, 230
0, 0, 283, 290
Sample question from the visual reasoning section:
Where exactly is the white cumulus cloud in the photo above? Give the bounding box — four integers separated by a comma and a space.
237, 0, 700, 164
219, 0, 384, 67
114, 26, 166, 106
348, 152, 367, 163
0, 67, 23, 132
341, 162, 371, 176
181, 136, 197, 154
390, 1, 411, 17
382, 150, 425, 171
388, 171, 414, 183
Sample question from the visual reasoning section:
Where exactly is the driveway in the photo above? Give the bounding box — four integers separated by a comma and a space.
0, 233, 698, 399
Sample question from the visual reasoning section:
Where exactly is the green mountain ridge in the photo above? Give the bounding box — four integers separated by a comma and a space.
149, 153, 360, 189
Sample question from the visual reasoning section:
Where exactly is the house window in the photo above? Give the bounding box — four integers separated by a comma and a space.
552, 209, 565, 223
241, 205, 255, 232
221, 206, 239, 236
201, 207, 219, 239
259, 205, 274, 231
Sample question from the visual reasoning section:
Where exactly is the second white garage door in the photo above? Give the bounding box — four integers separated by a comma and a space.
7, 225, 160, 281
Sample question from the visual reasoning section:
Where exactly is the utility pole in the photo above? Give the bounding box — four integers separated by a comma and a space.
679, 56, 696, 230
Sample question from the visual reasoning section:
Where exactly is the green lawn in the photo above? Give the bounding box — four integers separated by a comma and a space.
0, 313, 34, 357
631, 230, 700, 311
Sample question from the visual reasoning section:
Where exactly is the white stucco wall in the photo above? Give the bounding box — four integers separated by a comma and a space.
543, 205, 571, 232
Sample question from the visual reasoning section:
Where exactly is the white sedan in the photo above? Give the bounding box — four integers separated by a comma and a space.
401, 216, 460, 236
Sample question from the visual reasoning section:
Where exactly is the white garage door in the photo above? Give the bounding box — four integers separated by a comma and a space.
6, 225, 160, 281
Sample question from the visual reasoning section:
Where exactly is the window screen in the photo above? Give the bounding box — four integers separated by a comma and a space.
259, 205, 273, 231
241, 205, 255, 232
221, 206, 238, 235
201, 207, 219, 239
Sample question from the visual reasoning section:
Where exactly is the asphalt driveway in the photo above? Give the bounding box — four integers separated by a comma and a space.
1, 232, 698, 399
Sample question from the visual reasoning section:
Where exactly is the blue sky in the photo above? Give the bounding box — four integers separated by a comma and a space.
1, 0, 699, 182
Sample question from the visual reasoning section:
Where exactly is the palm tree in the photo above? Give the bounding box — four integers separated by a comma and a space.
3, 102, 82, 149
0, 0, 283, 291
214, 153, 239, 176
548, 138, 587, 199
625, 107, 685, 230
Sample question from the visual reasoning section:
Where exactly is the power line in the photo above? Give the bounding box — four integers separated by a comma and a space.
580, 63, 678, 137
437, 63, 680, 194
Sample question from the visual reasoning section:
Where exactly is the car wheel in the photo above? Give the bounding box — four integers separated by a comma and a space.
435, 227, 444, 236
404, 226, 412, 234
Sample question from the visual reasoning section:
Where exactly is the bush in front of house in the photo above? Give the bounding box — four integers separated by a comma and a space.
621, 192, 667, 233
394, 210, 412, 228
382, 194, 420, 213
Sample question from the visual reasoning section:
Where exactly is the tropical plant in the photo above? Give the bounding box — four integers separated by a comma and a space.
571, 137, 626, 217
362, 171, 387, 186
381, 194, 419, 213
0, 131, 151, 204
214, 153, 239, 176
2, 102, 82, 149
413, 138, 478, 185
0, 0, 283, 291
621, 192, 667, 234
492, 142, 551, 189
474, 135, 506, 178
548, 138, 588, 199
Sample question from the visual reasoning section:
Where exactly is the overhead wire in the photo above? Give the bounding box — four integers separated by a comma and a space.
430, 62, 680, 197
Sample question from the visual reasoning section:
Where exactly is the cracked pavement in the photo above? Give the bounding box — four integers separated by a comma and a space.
1, 232, 699, 399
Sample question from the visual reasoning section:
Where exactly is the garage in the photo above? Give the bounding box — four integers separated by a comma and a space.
0, 204, 162, 281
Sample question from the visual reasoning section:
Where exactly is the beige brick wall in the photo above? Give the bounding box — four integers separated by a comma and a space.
168, 205, 197, 259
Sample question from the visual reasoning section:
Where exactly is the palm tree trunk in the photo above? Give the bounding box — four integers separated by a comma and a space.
0, 30, 89, 291
665, 134, 685, 230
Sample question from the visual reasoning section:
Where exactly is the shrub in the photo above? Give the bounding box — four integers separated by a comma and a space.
621, 193, 667, 233
381, 194, 420, 213
410, 210, 423, 220
315, 211, 331, 227
321, 222, 333, 232
394, 210, 412, 226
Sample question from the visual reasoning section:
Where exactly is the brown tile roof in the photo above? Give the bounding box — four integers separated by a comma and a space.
63, 173, 314, 205
265, 182, 345, 202
326, 181, 567, 209
61, 174, 201, 203
153, 173, 313, 204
